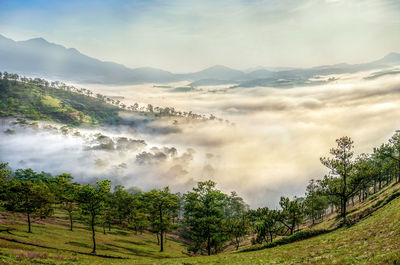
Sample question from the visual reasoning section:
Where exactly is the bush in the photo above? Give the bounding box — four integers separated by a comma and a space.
373, 199, 384, 208
242, 229, 329, 252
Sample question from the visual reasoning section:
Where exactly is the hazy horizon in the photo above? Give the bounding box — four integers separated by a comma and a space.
1, 0, 400, 72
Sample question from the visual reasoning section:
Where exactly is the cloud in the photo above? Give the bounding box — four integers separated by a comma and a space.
2, 68, 400, 208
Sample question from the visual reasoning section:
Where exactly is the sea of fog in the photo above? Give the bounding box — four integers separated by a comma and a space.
1, 68, 400, 208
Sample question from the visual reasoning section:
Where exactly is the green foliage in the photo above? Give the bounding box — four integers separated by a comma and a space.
248, 207, 281, 244
3, 169, 54, 233
320, 137, 369, 223
50, 173, 79, 231
143, 187, 179, 252
279, 196, 304, 235
76, 180, 111, 254
183, 180, 229, 255
304, 179, 328, 225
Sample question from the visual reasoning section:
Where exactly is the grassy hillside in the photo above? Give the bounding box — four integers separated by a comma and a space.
1, 182, 400, 264
0, 79, 121, 126
0, 208, 188, 265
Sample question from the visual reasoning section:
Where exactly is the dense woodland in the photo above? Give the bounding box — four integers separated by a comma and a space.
1, 131, 400, 256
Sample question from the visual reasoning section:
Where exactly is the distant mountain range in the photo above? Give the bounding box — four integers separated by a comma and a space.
1, 34, 400, 87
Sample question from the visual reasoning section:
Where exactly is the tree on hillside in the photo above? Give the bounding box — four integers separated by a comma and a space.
0, 162, 11, 189
320, 137, 368, 223
51, 173, 79, 231
183, 181, 228, 255
375, 132, 400, 183
278, 197, 304, 235
143, 187, 179, 252
110, 185, 134, 225
304, 179, 328, 225
225, 191, 249, 250
248, 207, 281, 244
76, 180, 111, 254
127, 194, 148, 235
3, 169, 54, 233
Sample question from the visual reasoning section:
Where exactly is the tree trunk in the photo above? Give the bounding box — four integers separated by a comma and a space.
103, 222, 106, 235
91, 214, 96, 254
27, 212, 32, 233
159, 206, 164, 252
160, 231, 164, 252
207, 234, 211, 256
342, 198, 347, 224
398, 159, 400, 183
108, 222, 111, 232
69, 213, 73, 231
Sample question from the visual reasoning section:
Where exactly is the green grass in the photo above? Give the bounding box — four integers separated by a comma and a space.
0, 79, 121, 126
2, 183, 400, 264
0, 210, 188, 264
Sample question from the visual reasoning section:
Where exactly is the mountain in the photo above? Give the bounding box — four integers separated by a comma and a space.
0, 34, 400, 86
179, 65, 246, 81
0, 34, 176, 84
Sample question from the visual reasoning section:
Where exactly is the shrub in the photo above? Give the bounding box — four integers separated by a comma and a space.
242, 229, 329, 252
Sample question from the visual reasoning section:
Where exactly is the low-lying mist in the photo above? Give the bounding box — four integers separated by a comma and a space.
2, 68, 400, 208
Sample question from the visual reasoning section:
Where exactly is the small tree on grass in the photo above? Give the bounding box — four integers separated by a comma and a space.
248, 207, 281, 244
76, 180, 111, 255
225, 191, 249, 250
143, 187, 179, 252
52, 173, 79, 231
4, 169, 54, 233
278, 196, 304, 235
304, 179, 328, 225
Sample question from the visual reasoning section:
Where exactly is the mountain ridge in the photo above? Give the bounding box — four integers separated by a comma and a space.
0, 34, 399, 86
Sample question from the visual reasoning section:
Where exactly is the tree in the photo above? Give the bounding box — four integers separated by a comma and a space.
225, 192, 249, 250
248, 207, 281, 244
51, 174, 79, 231
76, 180, 111, 254
375, 132, 400, 183
4, 169, 54, 233
127, 194, 148, 235
143, 187, 179, 252
0, 162, 11, 189
278, 197, 303, 235
304, 179, 328, 225
110, 185, 134, 225
183, 181, 228, 255
320, 137, 367, 223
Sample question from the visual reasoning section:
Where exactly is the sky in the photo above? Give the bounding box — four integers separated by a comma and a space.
1, 0, 400, 72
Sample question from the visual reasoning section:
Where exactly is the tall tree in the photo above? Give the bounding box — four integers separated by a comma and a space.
76, 180, 111, 254
143, 187, 179, 252
225, 192, 249, 250
320, 137, 367, 223
51, 173, 78, 231
183, 181, 228, 255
